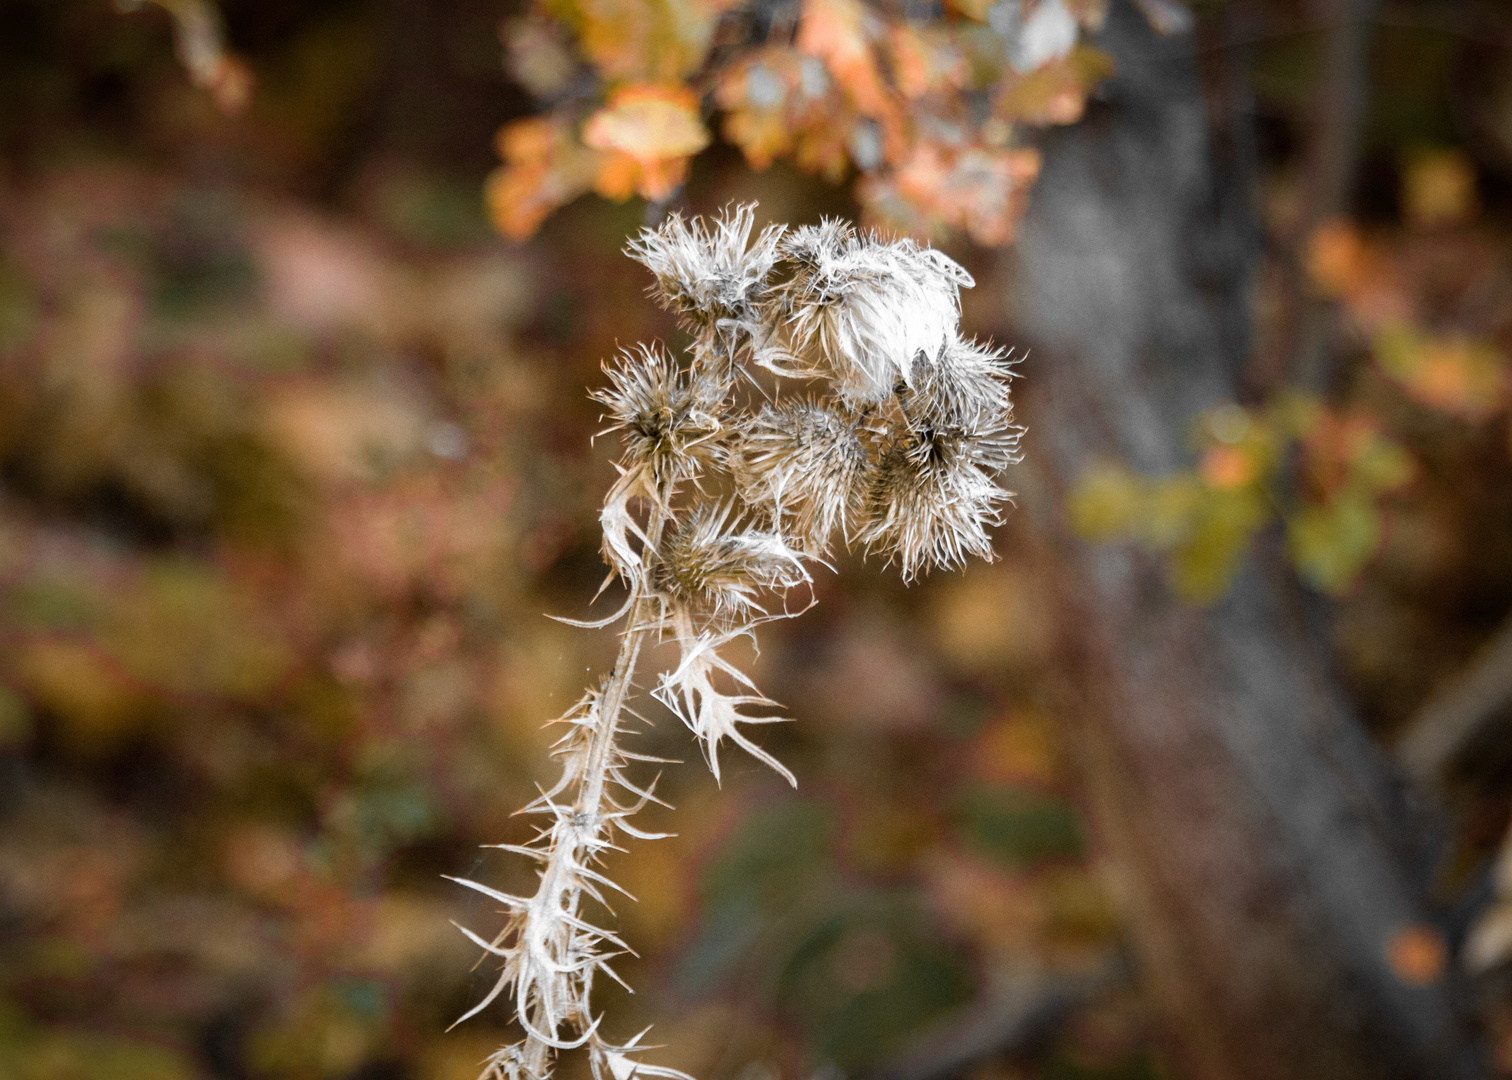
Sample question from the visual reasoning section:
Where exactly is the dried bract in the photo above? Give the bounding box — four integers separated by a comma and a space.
593, 344, 721, 487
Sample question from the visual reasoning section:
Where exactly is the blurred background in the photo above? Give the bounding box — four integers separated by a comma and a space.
2, 1, 1512, 1079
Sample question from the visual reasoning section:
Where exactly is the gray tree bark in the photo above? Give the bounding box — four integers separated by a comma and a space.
1010, 4, 1487, 1078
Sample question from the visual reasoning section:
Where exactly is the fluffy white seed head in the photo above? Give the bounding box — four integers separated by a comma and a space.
773, 220, 975, 403
627, 204, 786, 335
904, 336, 1018, 431
858, 417, 1016, 581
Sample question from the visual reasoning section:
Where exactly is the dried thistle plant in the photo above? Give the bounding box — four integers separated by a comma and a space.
449, 205, 1021, 1080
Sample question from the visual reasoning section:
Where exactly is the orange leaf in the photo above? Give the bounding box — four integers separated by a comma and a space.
865, 143, 1040, 245
1386, 925, 1446, 986
582, 84, 709, 163
888, 25, 965, 99
570, 0, 736, 82
495, 117, 558, 166
1306, 220, 1369, 298
485, 118, 599, 239
592, 151, 642, 202
716, 59, 796, 169
1374, 323, 1507, 420
1200, 445, 1257, 490
798, 0, 893, 121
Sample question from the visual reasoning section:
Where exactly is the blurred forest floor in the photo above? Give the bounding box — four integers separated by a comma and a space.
3, 1, 1512, 1080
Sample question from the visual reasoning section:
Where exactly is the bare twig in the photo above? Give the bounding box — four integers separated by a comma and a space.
862, 957, 1127, 1080
1254, 0, 1378, 394
1396, 611, 1512, 790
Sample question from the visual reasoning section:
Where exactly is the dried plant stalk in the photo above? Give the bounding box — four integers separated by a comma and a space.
450, 205, 1021, 1080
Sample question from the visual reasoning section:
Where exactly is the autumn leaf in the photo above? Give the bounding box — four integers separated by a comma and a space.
888, 25, 966, 99
864, 144, 1040, 245
582, 84, 709, 200
1402, 148, 1478, 228
716, 56, 796, 169
485, 118, 599, 239
1170, 486, 1267, 602
1306, 221, 1411, 329
995, 44, 1112, 125
1306, 220, 1371, 299
1066, 462, 1146, 541
1373, 323, 1508, 420
1287, 494, 1382, 595
797, 0, 899, 146
1386, 925, 1447, 986
549, 0, 734, 83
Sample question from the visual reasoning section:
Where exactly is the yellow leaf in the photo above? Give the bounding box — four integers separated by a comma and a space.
1066, 462, 1145, 541
1373, 322, 1507, 420
551, 0, 734, 82
994, 44, 1112, 126
1287, 494, 1381, 595
1141, 474, 1202, 549
1403, 148, 1477, 228
17, 638, 149, 749
582, 84, 709, 178
1171, 487, 1266, 602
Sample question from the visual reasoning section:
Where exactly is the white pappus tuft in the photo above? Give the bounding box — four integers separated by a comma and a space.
772, 220, 975, 403
451, 203, 1020, 1080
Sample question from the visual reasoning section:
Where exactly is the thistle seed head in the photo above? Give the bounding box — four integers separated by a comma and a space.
858, 426, 1012, 580
732, 399, 868, 553
774, 221, 975, 403
904, 336, 1017, 431
458, 205, 1023, 1080
627, 203, 785, 335
593, 344, 722, 485
658, 504, 810, 618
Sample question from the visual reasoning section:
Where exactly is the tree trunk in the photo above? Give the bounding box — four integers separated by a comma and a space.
1011, 4, 1487, 1078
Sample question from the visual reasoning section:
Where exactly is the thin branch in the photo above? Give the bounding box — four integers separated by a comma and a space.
860, 956, 1127, 1080
1396, 610, 1512, 790
1251, 0, 1378, 395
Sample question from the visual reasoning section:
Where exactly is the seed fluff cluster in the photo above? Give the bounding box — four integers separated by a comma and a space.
450, 204, 1021, 1080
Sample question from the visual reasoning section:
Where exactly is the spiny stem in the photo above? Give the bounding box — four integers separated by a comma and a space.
580, 507, 667, 826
